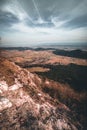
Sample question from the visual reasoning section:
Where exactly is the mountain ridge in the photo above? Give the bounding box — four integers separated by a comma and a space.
0, 57, 86, 130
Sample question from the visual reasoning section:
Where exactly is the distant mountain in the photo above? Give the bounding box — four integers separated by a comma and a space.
0, 47, 55, 51
0, 47, 33, 51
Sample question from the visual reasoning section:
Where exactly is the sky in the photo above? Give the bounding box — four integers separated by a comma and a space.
0, 0, 87, 47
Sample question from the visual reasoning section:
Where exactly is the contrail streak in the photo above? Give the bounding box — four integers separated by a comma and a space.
32, 0, 41, 19
11, 0, 33, 24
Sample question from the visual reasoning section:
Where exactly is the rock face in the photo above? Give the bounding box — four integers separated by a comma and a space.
0, 57, 86, 130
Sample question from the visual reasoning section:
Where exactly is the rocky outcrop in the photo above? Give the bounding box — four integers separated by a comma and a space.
0, 58, 85, 130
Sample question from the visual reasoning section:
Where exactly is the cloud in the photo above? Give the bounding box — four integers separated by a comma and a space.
62, 14, 87, 29
0, 0, 87, 46
0, 10, 19, 34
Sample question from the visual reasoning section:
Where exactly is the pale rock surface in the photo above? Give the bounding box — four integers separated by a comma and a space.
0, 81, 8, 93
0, 97, 12, 111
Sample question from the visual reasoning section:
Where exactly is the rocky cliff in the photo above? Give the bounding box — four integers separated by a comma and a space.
0, 57, 86, 130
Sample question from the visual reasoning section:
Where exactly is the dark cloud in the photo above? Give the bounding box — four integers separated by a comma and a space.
26, 22, 54, 28
0, 10, 19, 26
0, 10, 19, 34
34, 0, 82, 20
0, 0, 87, 30
62, 14, 87, 29
35, 22, 54, 28
0, 0, 8, 6
0, 0, 87, 46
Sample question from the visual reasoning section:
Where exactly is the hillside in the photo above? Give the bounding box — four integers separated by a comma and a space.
53, 49, 87, 59
0, 56, 87, 130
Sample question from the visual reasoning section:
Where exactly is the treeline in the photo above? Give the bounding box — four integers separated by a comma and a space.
53, 49, 87, 59
32, 64, 87, 91
0, 47, 55, 51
